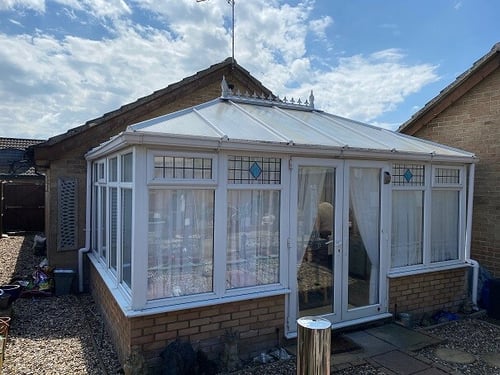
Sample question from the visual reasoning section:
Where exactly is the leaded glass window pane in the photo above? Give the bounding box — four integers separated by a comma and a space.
228, 156, 281, 184
153, 156, 212, 180
434, 168, 460, 185
391, 164, 424, 186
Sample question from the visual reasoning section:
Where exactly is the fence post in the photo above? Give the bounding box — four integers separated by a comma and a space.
297, 316, 331, 375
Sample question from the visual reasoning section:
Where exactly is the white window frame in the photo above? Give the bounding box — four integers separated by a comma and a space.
224, 153, 286, 294
142, 150, 288, 311
90, 148, 289, 313
388, 163, 467, 277
90, 150, 134, 297
148, 150, 217, 186
429, 165, 466, 264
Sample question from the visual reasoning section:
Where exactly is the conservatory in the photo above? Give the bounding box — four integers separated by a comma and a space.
84, 79, 476, 361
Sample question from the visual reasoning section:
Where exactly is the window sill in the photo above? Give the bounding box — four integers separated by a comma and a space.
387, 261, 470, 278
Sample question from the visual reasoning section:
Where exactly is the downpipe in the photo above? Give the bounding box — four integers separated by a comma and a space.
465, 163, 479, 310
467, 259, 479, 310
78, 160, 92, 292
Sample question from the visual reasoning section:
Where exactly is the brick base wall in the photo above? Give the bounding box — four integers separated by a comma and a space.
388, 267, 469, 320
90, 264, 131, 365
90, 262, 285, 371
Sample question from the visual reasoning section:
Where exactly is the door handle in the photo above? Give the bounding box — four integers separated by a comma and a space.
335, 241, 342, 253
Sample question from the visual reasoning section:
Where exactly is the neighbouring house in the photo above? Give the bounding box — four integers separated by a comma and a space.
399, 42, 500, 279
85, 76, 476, 370
0, 137, 45, 234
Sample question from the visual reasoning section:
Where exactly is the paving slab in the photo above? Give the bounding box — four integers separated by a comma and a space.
371, 350, 431, 375
480, 352, 500, 367
365, 323, 444, 351
343, 330, 396, 356
413, 368, 450, 374
435, 348, 475, 364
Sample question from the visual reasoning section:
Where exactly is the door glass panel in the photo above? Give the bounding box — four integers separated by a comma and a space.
348, 167, 380, 309
297, 166, 335, 317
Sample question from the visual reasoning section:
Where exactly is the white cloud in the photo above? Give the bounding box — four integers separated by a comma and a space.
0, 0, 45, 12
53, 0, 131, 19
308, 15, 333, 40
284, 50, 438, 124
0, 0, 439, 138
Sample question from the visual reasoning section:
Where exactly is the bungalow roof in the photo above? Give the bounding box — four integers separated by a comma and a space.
0, 137, 45, 177
34, 57, 272, 156
399, 42, 500, 135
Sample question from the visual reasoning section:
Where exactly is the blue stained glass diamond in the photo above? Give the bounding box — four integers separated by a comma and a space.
249, 161, 262, 179
403, 168, 413, 182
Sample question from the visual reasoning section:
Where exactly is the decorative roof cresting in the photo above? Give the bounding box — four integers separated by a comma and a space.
220, 75, 315, 110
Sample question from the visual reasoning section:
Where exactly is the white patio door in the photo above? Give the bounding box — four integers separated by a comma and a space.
342, 162, 388, 321
287, 159, 387, 335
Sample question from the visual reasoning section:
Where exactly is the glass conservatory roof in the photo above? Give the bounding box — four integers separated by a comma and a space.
121, 88, 475, 161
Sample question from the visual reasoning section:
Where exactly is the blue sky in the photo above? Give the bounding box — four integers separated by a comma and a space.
0, 0, 498, 139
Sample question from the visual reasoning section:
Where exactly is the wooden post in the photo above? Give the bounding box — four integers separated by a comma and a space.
297, 316, 331, 375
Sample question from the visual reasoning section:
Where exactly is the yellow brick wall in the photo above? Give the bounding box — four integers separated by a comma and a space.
90, 263, 285, 369
388, 268, 468, 318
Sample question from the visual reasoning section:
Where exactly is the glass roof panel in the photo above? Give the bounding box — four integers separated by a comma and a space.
131, 112, 221, 138
286, 110, 388, 149
236, 103, 345, 147
124, 98, 474, 159
195, 101, 284, 142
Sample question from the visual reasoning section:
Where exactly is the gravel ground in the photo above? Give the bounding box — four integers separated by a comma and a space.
0, 234, 122, 375
416, 318, 500, 375
1, 234, 499, 375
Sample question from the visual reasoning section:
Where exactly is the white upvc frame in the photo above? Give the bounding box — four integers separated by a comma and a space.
286, 157, 344, 336
429, 164, 466, 265
223, 152, 288, 297
388, 162, 467, 277
90, 148, 135, 300
134, 149, 290, 312
342, 159, 391, 322
88, 145, 471, 317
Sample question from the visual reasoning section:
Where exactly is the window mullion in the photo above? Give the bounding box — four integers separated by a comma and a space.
214, 154, 228, 297
422, 165, 432, 266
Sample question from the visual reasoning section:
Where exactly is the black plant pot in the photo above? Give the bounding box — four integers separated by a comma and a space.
0, 284, 22, 302
0, 291, 10, 309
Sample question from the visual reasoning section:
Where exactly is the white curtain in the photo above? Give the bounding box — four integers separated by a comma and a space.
226, 190, 280, 288
391, 191, 423, 267
147, 189, 214, 299
297, 167, 327, 263
349, 168, 380, 305
431, 191, 459, 262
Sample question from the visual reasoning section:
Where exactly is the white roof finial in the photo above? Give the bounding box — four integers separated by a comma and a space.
221, 75, 231, 98
309, 90, 315, 108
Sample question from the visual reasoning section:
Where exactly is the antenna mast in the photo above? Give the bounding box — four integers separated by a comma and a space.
197, 0, 235, 65
229, 0, 234, 65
